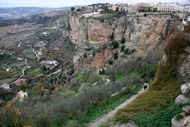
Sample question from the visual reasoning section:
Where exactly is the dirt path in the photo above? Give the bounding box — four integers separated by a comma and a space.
87, 85, 149, 127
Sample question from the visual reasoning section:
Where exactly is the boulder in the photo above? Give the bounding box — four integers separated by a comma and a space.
183, 106, 190, 115
13, 90, 28, 102
171, 115, 184, 127
181, 83, 190, 95
175, 94, 190, 104
184, 116, 190, 126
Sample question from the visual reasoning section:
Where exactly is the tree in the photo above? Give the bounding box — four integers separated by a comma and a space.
71, 7, 75, 11
121, 37, 125, 44
111, 41, 119, 49
115, 7, 120, 12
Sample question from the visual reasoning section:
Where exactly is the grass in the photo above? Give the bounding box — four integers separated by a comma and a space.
0, 71, 10, 80
135, 102, 190, 127
24, 49, 36, 60
78, 84, 142, 127
25, 68, 42, 77
92, 14, 117, 22
0, 78, 16, 85
115, 31, 189, 123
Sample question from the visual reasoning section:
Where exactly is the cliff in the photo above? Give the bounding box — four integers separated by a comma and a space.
68, 12, 181, 68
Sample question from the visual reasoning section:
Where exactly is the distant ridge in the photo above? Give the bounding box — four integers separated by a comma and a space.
0, 6, 82, 20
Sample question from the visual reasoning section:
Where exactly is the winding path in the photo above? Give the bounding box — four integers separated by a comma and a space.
87, 84, 149, 127
19, 59, 31, 79
32, 48, 40, 61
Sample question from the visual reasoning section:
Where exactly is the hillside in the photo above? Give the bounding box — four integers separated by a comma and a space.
0, 7, 60, 20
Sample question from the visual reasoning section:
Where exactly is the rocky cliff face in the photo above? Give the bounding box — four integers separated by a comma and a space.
68, 12, 180, 67
124, 14, 171, 57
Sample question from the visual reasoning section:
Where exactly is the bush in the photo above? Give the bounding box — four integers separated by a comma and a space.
120, 45, 125, 52
184, 23, 190, 33
66, 120, 79, 127
120, 37, 125, 44
144, 13, 147, 17
108, 59, 113, 65
113, 52, 118, 60
135, 103, 189, 127
111, 41, 119, 49
124, 48, 129, 54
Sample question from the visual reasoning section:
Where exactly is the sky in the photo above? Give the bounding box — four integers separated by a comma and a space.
0, 0, 189, 8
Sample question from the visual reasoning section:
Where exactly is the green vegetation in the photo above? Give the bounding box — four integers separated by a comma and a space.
0, 78, 16, 85
92, 14, 118, 22
0, 56, 158, 127
35, 29, 62, 42
120, 45, 125, 52
71, 7, 75, 11
120, 37, 125, 44
0, 71, 10, 80
124, 48, 136, 55
115, 31, 189, 123
135, 103, 190, 127
25, 68, 42, 77
111, 41, 119, 49
79, 84, 142, 126
24, 49, 36, 60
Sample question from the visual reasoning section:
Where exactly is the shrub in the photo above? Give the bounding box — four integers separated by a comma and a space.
120, 45, 125, 52
113, 52, 118, 60
108, 59, 113, 65
83, 53, 87, 58
144, 13, 147, 17
120, 37, 125, 44
184, 23, 190, 33
111, 41, 119, 49
124, 48, 129, 54
99, 68, 106, 75
135, 103, 188, 127
0, 104, 26, 127
66, 120, 79, 127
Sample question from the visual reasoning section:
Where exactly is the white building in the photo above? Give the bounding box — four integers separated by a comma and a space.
82, 11, 100, 18
174, 6, 184, 12
0, 84, 10, 90
156, 4, 175, 12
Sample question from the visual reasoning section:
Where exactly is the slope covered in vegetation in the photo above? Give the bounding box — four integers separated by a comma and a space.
115, 30, 190, 126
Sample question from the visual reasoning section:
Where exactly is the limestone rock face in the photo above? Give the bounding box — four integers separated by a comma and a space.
13, 90, 28, 102
68, 12, 175, 63
68, 13, 118, 45
183, 106, 190, 115
124, 15, 171, 58
181, 83, 190, 95
179, 47, 190, 80
171, 115, 184, 127
175, 94, 190, 104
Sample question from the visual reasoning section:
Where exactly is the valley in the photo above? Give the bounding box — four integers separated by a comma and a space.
0, 3, 189, 127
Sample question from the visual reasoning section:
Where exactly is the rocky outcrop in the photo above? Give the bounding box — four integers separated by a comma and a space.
175, 83, 190, 104
124, 14, 172, 58
68, 12, 121, 45
179, 47, 190, 81
172, 82, 190, 127
68, 12, 180, 65
13, 90, 28, 102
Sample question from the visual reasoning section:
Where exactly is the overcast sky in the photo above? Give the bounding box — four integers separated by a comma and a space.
0, 0, 189, 8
